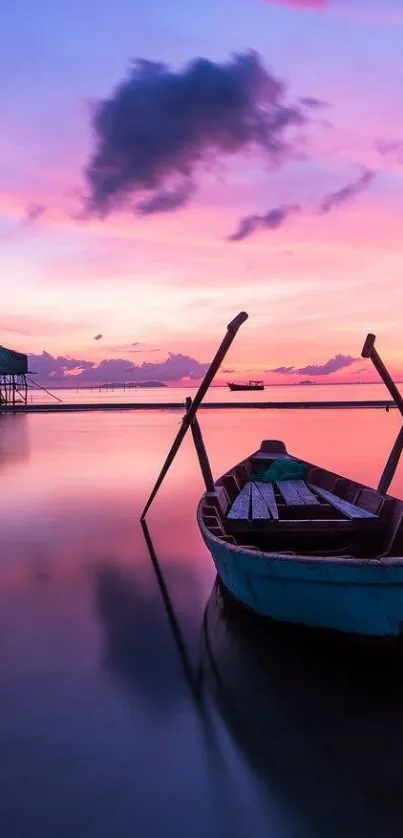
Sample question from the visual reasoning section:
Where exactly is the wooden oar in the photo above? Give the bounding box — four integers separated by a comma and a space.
362, 333, 403, 493
141, 311, 248, 518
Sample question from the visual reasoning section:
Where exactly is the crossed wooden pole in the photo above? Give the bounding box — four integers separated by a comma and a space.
362, 333, 403, 494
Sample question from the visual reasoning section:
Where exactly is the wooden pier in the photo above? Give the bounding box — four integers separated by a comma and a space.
0, 399, 396, 414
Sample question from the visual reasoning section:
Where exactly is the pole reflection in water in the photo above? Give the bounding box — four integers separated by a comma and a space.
140, 519, 204, 706
140, 521, 284, 838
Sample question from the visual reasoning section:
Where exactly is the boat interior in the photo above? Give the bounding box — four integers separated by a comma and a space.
199, 440, 403, 559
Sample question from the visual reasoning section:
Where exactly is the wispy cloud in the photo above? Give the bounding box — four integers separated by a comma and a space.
22, 202, 47, 224
264, 1, 403, 23
1, 201, 47, 241
84, 52, 306, 218
128, 348, 161, 353
228, 166, 374, 242
318, 170, 375, 214
0, 315, 88, 339
270, 353, 357, 376
265, 0, 326, 8
228, 203, 300, 241
269, 365, 295, 374
298, 98, 329, 109
376, 139, 403, 163
94, 333, 103, 340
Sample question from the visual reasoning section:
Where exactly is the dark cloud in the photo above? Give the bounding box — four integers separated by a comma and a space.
318, 170, 375, 214
270, 354, 357, 376
136, 183, 195, 215
228, 203, 300, 241
94, 333, 103, 340
29, 351, 209, 384
84, 51, 305, 217
22, 202, 47, 224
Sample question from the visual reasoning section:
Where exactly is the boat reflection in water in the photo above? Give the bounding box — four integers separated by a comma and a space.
201, 578, 403, 838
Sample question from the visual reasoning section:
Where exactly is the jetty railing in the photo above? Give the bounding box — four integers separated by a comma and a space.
0, 399, 396, 414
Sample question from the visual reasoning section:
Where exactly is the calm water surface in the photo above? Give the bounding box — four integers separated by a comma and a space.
1, 404, 403, 838
28, 381, 395, 406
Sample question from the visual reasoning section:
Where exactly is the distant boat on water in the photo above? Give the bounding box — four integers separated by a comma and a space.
227, 380, 264, 392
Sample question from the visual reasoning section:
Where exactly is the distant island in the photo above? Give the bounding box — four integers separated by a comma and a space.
296, 380, 317, 386
98, 380, 168, 389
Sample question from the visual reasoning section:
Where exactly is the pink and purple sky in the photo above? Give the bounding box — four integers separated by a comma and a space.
1, 0, 403, 385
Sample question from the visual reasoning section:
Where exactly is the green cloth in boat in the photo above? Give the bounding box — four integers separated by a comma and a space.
253, 458, 306, 483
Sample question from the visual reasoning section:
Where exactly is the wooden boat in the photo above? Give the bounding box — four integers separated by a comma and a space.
197, 438, 403, 637
227, 380, 264, 391
142, 317, 403, 638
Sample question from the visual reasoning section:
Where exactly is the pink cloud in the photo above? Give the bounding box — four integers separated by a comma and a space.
265, 0, 326, 8
0, 315, 89, 340
264, 1, 403, 26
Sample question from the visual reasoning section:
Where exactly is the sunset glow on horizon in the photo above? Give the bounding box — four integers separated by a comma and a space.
1, 0, 403, 385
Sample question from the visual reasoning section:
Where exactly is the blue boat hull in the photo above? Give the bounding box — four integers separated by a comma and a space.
200, 525, 403, 638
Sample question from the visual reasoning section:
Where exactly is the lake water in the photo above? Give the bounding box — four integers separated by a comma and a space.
1, 396, 403, 838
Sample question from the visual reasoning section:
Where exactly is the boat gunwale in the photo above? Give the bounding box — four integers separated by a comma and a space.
197, 503, 403, 568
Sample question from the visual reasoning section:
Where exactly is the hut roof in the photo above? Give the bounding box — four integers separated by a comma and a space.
0, 345, 28, 375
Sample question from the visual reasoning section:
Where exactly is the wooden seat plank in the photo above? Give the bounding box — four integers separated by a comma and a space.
251, 482, 270, 519
227, 482, 252, 520
254, 482, 279, 519
291, 480, 320, 504
276, 479, 320, 505
311, 485, 378, 519
277, 480, 306, 506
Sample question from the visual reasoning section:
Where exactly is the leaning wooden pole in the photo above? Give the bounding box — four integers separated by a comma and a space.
185, 396, 215, 494
362, 334, 403, 415
378, 426, 403, 495
362, 333, 403, 493
141, 311, 248, 518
